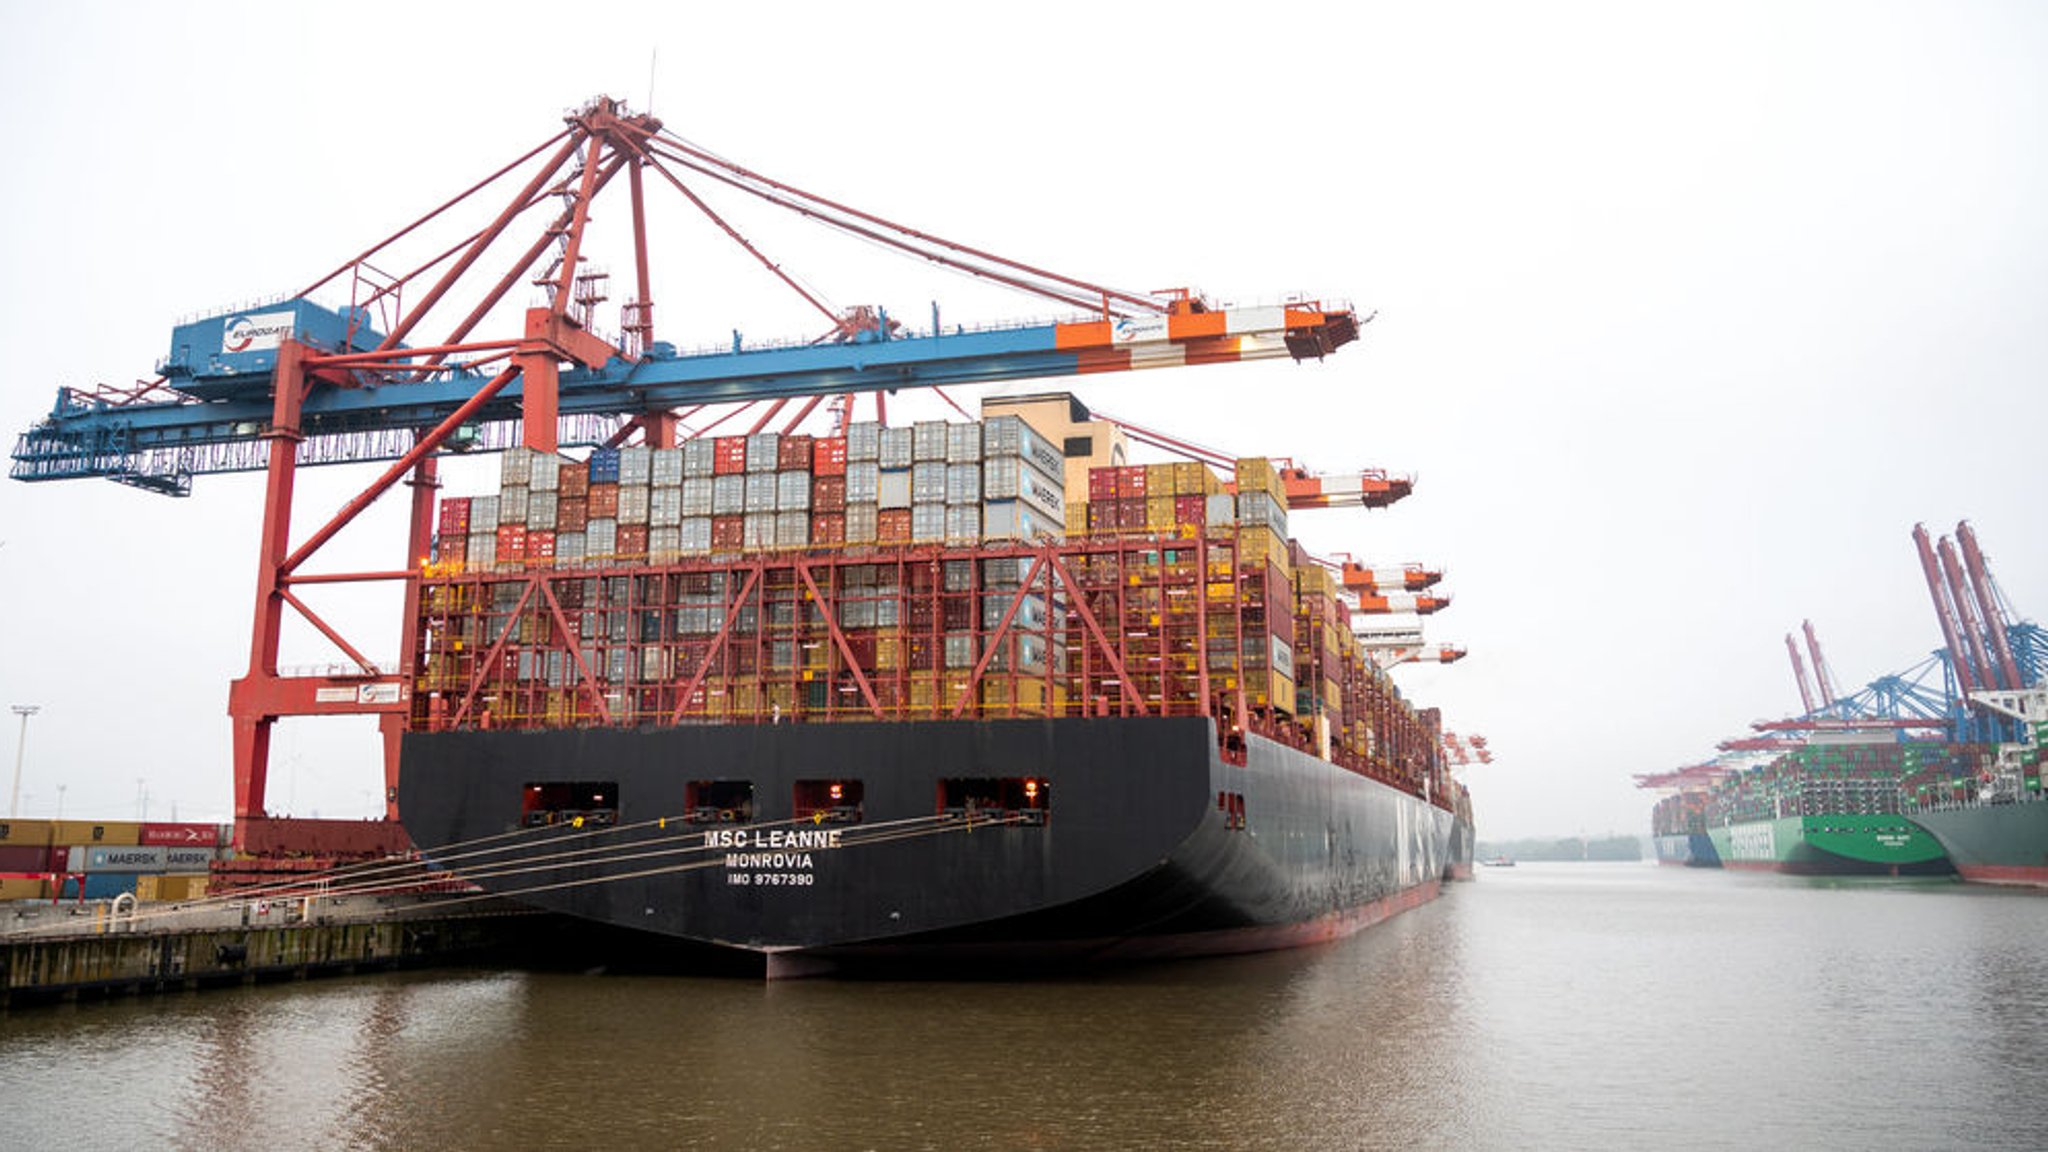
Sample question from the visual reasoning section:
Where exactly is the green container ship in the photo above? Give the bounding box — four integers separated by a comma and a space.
1709, 813, 1949, 875
1701, 739, 1960, 877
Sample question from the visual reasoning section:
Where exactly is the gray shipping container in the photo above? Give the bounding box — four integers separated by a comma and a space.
500, 446, 535, 486
470, 495, 500, 533
878, 469, 913, 510
651, 486, 684, 526
529, 451, 561, 492
776, 471, 811, 511
557, 532, 587, 565
651, 447, 684, 486
499, 485, 529, 523
982, 500, 1064, 543
945, 463, 982, 505
84, 845, 167, 872
846, 461, 880, 503
911, 503, 947, 543
682, 437, 716, 478
945, 504, 981, 543
946, 422, 983, 463
746, 432, 781, 473
529, 490, 559, 531
912, 420, 949, 462
744, 512, 777, 549
847, 421, 882, 461
983, 415, 1066, 481
745, 472, 778, 513
164, 846, 215, 871
845, 503, 879, 544
680, 517, 713, 554
618, 485, 651, 525
649, 526, 682, 561
619, 445, 653, 485
879, 426, 914, 469
982, 457, 1065, 516
1206, 493, 1238, 527
681, 477, 713, 517
712, 474, 746, 516
588, 518, 618, 557
467, 532, 497, 568
911, 461, 947, 504
775, 510, 809, 548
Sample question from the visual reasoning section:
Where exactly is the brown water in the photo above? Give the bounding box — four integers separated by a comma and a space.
4, 863, 2045, 1150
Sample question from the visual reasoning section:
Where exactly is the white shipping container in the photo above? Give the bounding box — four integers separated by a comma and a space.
164, 846, 215, 870
588, 518, 618, 557
499, 486, 529, 523
983, 592, 1049, 631
557, 532, 586, 565
681, 477, 713, 517
467, 532, 497, 568
846, 461, 880, 503
1206, 493, 1238, 527
776, 471, 811, 511
680, 517, 713, 554
981, 457, 1065, 515
912, 420, 949, 462
943, 633, 978, 669
618, 486, 651, 524
651, 486, 684, 526
528, 490, 559, 530
745, 472, 778, 513
712, 474, 746, 515
744, 512, 777, 549
946, 422, 982, 463
847, 421, 882, 461
982, 500, 1063, 542
682, 437, 716, 478
845, 503, 879, 543
878, 469, 913, 510
945, 504, 981, 543
746, 432, 781, 473
982, 415, 1066, 480
651, 447, 684, 486
945, 463, 981, 504
911, 503, 947, 543
529, 451, 561, 492
911, 461, 947, 503
879, 426, 914, 468
649, 526, 682, 561
500, 446, 535, 486
470, 495, 500, 533
619, 445, 653, 485
775, 510, 809, 548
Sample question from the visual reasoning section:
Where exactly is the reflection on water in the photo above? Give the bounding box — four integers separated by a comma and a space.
4, 865, 2045, 1151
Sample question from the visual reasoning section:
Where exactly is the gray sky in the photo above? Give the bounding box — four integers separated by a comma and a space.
2, 2, 2043, 839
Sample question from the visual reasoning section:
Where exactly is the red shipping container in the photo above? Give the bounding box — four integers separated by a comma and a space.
559, 499, 589, 533
0, 845, 50, 871
142, 822, 222, 847
617, 524, 649, 555
1119, 499, 1149, 530
813, 437, 848, 476
497, 524, 528, 562
1088, 503, 1120, 534
437, 497, 471, 536
711, 515, 746, 549
1120, 466, 1148, 497
811, 513, 846, 547
527, 530, 557, 566
559, 461, 590, 499
713, 436, 749, 475
588, 484, 620, 519
1088, 468, 1118, 501
778, 434, 814, 471
1174, 495, 1207, 526
437, 535, 468, 563
812, 475, 847, 512
877, 508, 912, 543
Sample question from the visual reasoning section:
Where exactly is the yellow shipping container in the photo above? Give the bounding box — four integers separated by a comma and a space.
0, 818, 53, 846
0, 877, 50, 901
1235, 457, 1281, 496
1066, 501, 1090, 537
1145, 462, 1178, 497
1247, 669, 1295, 713
1146, 495, 1176, 532
1173, 461, 1213, 495
51, 820, 142, 846
135, 874, 210, 902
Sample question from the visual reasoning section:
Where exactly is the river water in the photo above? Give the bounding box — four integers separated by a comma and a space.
3, 863, 2044, 1151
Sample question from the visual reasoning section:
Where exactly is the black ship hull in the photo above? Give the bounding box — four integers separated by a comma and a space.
398, 716, 1469, 970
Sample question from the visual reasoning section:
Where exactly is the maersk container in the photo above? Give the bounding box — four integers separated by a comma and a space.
163, 846, 215, 871
982, 500, 1063, 543
85, 845, 166, 872
982, 415, 1066, 482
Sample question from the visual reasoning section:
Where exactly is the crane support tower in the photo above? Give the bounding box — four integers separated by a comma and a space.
9, 97, 1367, 847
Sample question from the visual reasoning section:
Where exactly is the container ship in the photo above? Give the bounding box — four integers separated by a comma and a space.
1906, 691, 2048, 886
1646, 786, 1720, 867
1693, 739, 1961, 875
395, 394, 1475, 971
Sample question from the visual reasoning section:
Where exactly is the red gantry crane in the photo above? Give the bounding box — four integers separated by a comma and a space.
9, 97, 1369, 847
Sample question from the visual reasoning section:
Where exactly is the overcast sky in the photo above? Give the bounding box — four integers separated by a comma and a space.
2, 2, 2043, 839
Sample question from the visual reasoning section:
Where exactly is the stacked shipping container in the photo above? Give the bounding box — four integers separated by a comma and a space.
0, 820, 227, 901
415, 422, 1449, 804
